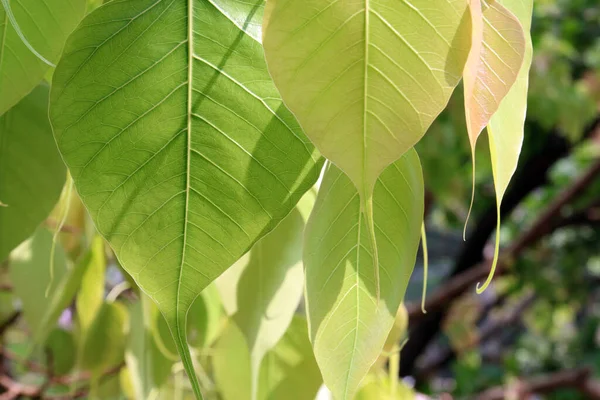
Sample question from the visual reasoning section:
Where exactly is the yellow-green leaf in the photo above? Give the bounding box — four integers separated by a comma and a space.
304, 151, 423, 400
263, 0, 469, 200
9, 229, 68, 335
234, 194, 313, 399
213, 317, 322, 400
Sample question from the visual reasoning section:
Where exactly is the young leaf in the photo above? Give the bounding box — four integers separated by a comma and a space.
463, 0, 526, 149
234, 193, 313, 399
49, 0, 322, 395
213, 317, 322, 400
487, 0, 533, 197
482, 0, 533, 291
0, 0, 86, 115
304, 151, 424, 400
0, 85, 66, 262
462, 0, 528, 292
9, 228, 68, 335
263, 0, 470, 295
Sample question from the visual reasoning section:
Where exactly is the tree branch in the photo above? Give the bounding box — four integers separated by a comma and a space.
475, 368, 600, 400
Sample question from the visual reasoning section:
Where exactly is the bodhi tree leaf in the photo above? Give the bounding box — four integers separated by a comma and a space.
49, 0, 322, 395
482, 0, 533, 291
0, 85, 66, 262
0, 0, 86, 115
461, 0, 527, 292
263, 0, 470, 296
304, 151, 423, 400
9, 228, 68, 335
234, 193, 313, 399
213, 317, 322, 400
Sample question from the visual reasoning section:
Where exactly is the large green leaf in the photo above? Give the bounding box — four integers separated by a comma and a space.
304, 151, 423, 400
213, 317, 322, 400
262, 0, 469, 198
234, 193, 313, 399
49, 0, 322, 395
0, 85, 66, 262
0, 0, 85, 115
9, 228, 68, 335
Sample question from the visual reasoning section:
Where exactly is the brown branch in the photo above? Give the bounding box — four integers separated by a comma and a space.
476, 367, 600, 400
407, 159, 600, 320
416, 293, 535, 378
0, 312, 20, 336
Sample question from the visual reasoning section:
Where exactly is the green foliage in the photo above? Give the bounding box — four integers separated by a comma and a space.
0, 0, 548, 398
0, 85, 66, 262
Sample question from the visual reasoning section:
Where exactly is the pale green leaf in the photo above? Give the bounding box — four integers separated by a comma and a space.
126, 296, 175, 400
262, 0, 470, 199
49, 0, 322, 395
188, 283, 224, 349
76, 236, 106, 334
487, 0, 533, 203
0, 0, 85, 115
480, 0, 532, 293
304, 151, 424, 400
0, 85, 66, 262
9, 228, 68, 335
213, 317, 322, 400
355, 372, 415, 400
234, 193, 313, 399
216, 254, 249, 317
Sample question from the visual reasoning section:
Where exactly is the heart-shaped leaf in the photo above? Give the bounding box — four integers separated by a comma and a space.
49, 0, 322, 396
263, 0, 470, 296
304, 151, 423, 400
